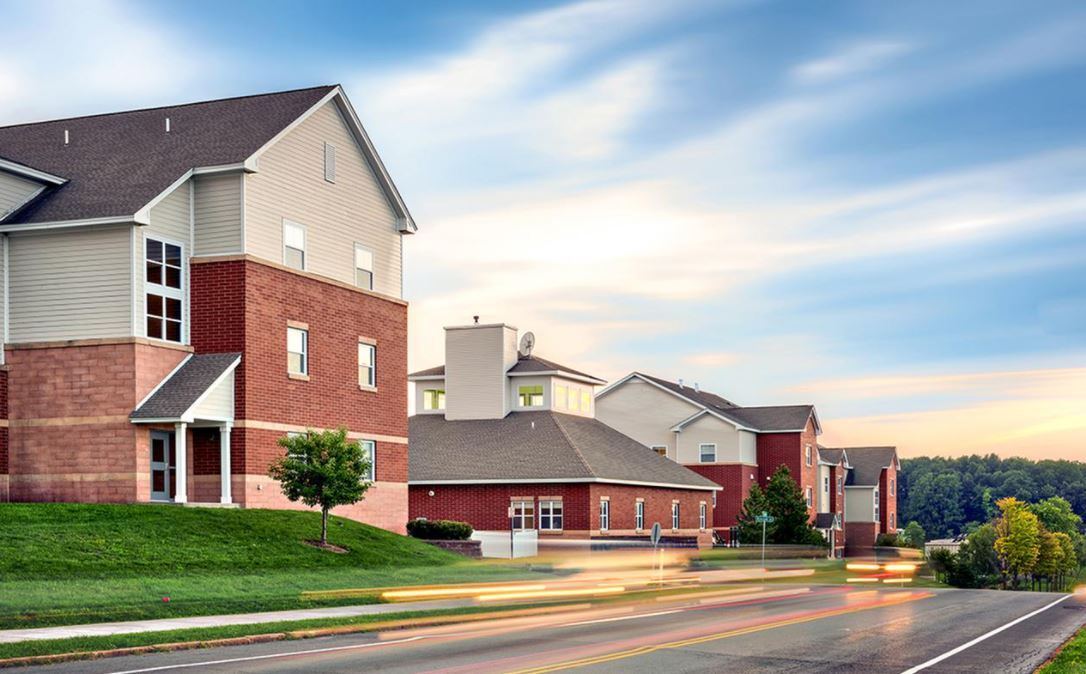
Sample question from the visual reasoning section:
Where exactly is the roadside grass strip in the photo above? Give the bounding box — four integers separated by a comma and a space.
1039, 623, 1086, 674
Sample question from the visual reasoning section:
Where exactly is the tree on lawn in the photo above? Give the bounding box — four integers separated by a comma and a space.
1034, 528, 1064, 588
763, 465, 818, 544
902, 521, 926, 549
994, 497, 1041, 588
268, 428, 372, 548
737, 484, 774, 544
1029, 496, 1082, 537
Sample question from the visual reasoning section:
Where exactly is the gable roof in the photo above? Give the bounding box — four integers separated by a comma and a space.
817, 447, 851, 467
409, 411, 718, 490
408, 354, 605, 384
0, 85, 415, 232
130, 353, 240, 422
602, 372, 819, 433
832, 446, 898, 486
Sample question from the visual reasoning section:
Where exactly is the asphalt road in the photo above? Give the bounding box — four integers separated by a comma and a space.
22, 586, 1086, 674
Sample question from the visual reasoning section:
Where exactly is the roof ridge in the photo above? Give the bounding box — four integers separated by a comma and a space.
0, 85, 338, 130
733, 403, 813, 410
547, 412, 597, 478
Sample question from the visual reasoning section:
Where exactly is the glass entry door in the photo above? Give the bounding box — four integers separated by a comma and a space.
150, 431, 175, 502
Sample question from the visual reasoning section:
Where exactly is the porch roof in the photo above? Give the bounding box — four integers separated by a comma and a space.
130, 353, 240, 423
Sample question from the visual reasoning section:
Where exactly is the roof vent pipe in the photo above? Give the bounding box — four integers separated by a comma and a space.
165, 117, 171, 133
473, 315, 479, 325
63, 129, 69, 145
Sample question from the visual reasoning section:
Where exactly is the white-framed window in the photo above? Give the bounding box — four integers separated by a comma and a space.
354, 244, 373, 290
581, 390, 592, 413
671, 502, 680, 530
519, 385, 544, 408
699, 502, 707, 530
540, 500, 563, 530
358, 341, 376, 388
824, 476, 830, 493
874, 488, 881, 521
890, 478, 895, 496
511, 500, 534, 530
555, 385, 568, 409
283, 219, 306, 270
359, 439, 376, 481
805, 486, 813, 508
837, 476, 843, 494
635, 501, 644, 530
805, 444, 813, 466
699, 443, 717, 463
145, 237, 184, 343
651, 445, 668, 458
599, 499, 610, 531
285, 430, 306, 461
287, 326, 308, 375
712, 490, 717, 507
324, 142, 336, 183
423, 389, 446, 411
568, 388, 580, 412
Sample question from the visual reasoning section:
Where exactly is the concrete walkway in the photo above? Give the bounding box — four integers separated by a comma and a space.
0, 598, 474, 644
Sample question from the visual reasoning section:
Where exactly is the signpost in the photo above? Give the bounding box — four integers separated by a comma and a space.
754, 511, 775, 569
508, 505, 515, 560
650, 522, 662, 583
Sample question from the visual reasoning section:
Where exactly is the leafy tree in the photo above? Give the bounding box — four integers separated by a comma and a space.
997, 470, 1036, 502
904, 472, 964, 539
736, 484, 773, 544
958, 523, 999, 586
1029, 497, 1082, 537
902, 521, 926, 549
1054, 532, 1079, 579
268, 428, 372, 547
994, 497, 1041, 587
763, 465, 819, 544
1034, 528, 1064, 580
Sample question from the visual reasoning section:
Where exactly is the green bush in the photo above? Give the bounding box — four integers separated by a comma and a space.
876, 532, 903, 547
406, 518, 473, 541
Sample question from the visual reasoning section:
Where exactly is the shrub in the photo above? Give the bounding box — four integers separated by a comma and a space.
876, 532, 903, 547
406, 518, 473, 541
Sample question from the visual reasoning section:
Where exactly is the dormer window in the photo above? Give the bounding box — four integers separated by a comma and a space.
423, 389, 445, 411
519, 385, 543, 407
555, 385, 568, 408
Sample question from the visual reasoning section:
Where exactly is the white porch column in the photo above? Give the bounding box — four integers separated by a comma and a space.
174, 422, 188, 504
220, 423, 233, 504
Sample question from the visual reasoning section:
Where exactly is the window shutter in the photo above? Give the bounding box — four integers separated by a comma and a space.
324, 142, 336, 183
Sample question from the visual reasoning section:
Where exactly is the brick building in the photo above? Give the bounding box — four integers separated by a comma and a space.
0, 86, 415, 532
408, 323, 719, 548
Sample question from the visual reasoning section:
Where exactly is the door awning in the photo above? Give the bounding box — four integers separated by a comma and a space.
130, 353, 240, 424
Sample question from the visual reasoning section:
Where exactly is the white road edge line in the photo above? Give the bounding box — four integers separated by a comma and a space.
105, 635, 427, 674
565, 609, 684, 627
899, 593, 1072, 674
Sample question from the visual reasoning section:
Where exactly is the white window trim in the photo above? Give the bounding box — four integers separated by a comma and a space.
143, 235, 187, 344
699, 443, 717, 463
539, 499, 563, 531
283, 219, 307, 270
287, 325, 308, 376
358, 340, 376, 389
359, 439, 376, 482
805, 444, 813, 467
518, 384, 545, 409
805, 486, 813, 508
423, 388, 446, 411
699, 502, 707, 530
353, 242, 374, 290
599, 499, 610, 531
671, 502, 680, 530
635, 501, 644, 531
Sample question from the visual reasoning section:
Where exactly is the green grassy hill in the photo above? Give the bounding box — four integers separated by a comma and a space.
0, 503, 458, 580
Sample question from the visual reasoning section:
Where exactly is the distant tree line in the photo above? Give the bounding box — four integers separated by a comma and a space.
899, 454, 1086, 539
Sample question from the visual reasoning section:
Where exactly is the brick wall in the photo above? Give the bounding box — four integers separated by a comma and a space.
0, 367, 8, 500
684, 464, 754, 529
880, 463, 898, 534
846, 521, 879, 555
756, 423, 818, 522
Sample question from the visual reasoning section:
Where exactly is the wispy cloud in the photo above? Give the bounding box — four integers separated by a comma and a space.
792, 40, 913, 84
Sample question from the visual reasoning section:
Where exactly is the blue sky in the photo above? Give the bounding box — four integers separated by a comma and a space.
3, 0, 1084, 459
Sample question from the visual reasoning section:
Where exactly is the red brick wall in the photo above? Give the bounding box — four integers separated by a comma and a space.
685, 464, 754, 529
846, 522, 879, 555
756, 420, 818, 522
880, 463, 898, 533
589, 483, 711, 543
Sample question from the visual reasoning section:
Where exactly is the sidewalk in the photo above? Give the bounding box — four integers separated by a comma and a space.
0, 598, 473, 644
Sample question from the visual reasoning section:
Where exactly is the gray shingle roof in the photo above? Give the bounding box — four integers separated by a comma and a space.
409, 354, 604, 383
409, 411, 718, 489
0, 86, 334, 224
815, 513, 840, 529
130, 353, 240, 421
832, 446, 897, 486
408, 364, 446, 378
818, 447, 848, 466
637, 373, 739, 410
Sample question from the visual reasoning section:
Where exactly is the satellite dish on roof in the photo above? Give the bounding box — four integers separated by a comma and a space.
519, 332, 536, 357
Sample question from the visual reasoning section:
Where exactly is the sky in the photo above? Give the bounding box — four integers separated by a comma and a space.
2, 0, 1084, 461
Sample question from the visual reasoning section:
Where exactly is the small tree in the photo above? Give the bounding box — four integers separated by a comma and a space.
1034, 528, 1064, 588
902, 521, 926, 549
994, 497, 1040, 588
959, 523, 1000, 587
268, 428, 371, 547
763, 465, 818, 544
737, 484, 773, 544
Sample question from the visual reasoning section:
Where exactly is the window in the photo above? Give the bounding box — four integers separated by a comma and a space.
712, 490, 717, 507
359, 439, 376, 481
824, 476, 830, 493
568, 388, 580, 412
145, 238, 183, 343
874, 488, 881, 521
511, 500, 534, 530
519, 385, 544, 408
285, 431, 306, 461
890, 478, 895, 496
358, 342, 376, 388
283, 220, 306, 270
651, 445, 668, 458
635, 501, 644, 530
891, 512, 896, 529
555, 385, 568, 409
354, 244, 373, 289
805, 444, 813, 466
671, 502, 680, 530
699, 502, 707, 530
287, 327, 308, 375
324, 142, 336, 183
837, 476, 843, 494
423, 389, 446, 411
540, 500, 563, 530
699, 443, 717, 463
805, 487, 813, 508
599, 499, 610, 531
581, 390, 592, 413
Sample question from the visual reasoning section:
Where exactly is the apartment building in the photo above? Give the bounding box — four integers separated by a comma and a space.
408, 323, 720, 547
833, 445, 900, 551
0, 85, 414, 532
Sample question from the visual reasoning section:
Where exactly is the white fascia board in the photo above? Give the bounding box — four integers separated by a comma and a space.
179, 355, 241, 421
0, 215, 136, 232
0, 184, 46, 222
594, 372, 641, 399
809, 407, 823, 435
408, 374, 445, 382
670, 407, 757, 433
410, 477, 721, 491
133, 169, 194, 225
508, 370, 605, 386
0, 158, 67, 185
192, 163, 249, 176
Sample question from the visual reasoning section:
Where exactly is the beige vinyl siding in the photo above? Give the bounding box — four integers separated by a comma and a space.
0, 236, 5, 344
193, 173, 242, 255
818, 465, 831, 513
674, 413, 743, 464
413, 377, 447, 415
444, 325, 515, 421
0, 171, 43, 219
845, 486, 876, 522
190, 370, 234, 420
594, 378, 701, 460
547, 375, 596, 418
137, 181, 192, 341
739, 430, 757, 464
244, 101, 403, 297
9, 225, 132, 342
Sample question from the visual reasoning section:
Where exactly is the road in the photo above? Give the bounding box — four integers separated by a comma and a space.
21, 585, 1086, 673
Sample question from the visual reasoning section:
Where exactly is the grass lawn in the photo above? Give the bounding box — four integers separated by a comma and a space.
0, 504, 554, 630
1039, 624, 1086, 674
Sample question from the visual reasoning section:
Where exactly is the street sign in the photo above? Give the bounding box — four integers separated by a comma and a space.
755, 511, 775, 523
650, 522, 662, 546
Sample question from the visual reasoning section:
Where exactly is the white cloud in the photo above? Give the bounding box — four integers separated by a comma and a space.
792, 40, 913, 84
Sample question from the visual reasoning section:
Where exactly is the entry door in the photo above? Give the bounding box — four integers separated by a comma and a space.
150, 431, 175, 502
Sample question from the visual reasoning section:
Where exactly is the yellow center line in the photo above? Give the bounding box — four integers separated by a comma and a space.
506, 593, 932, 674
